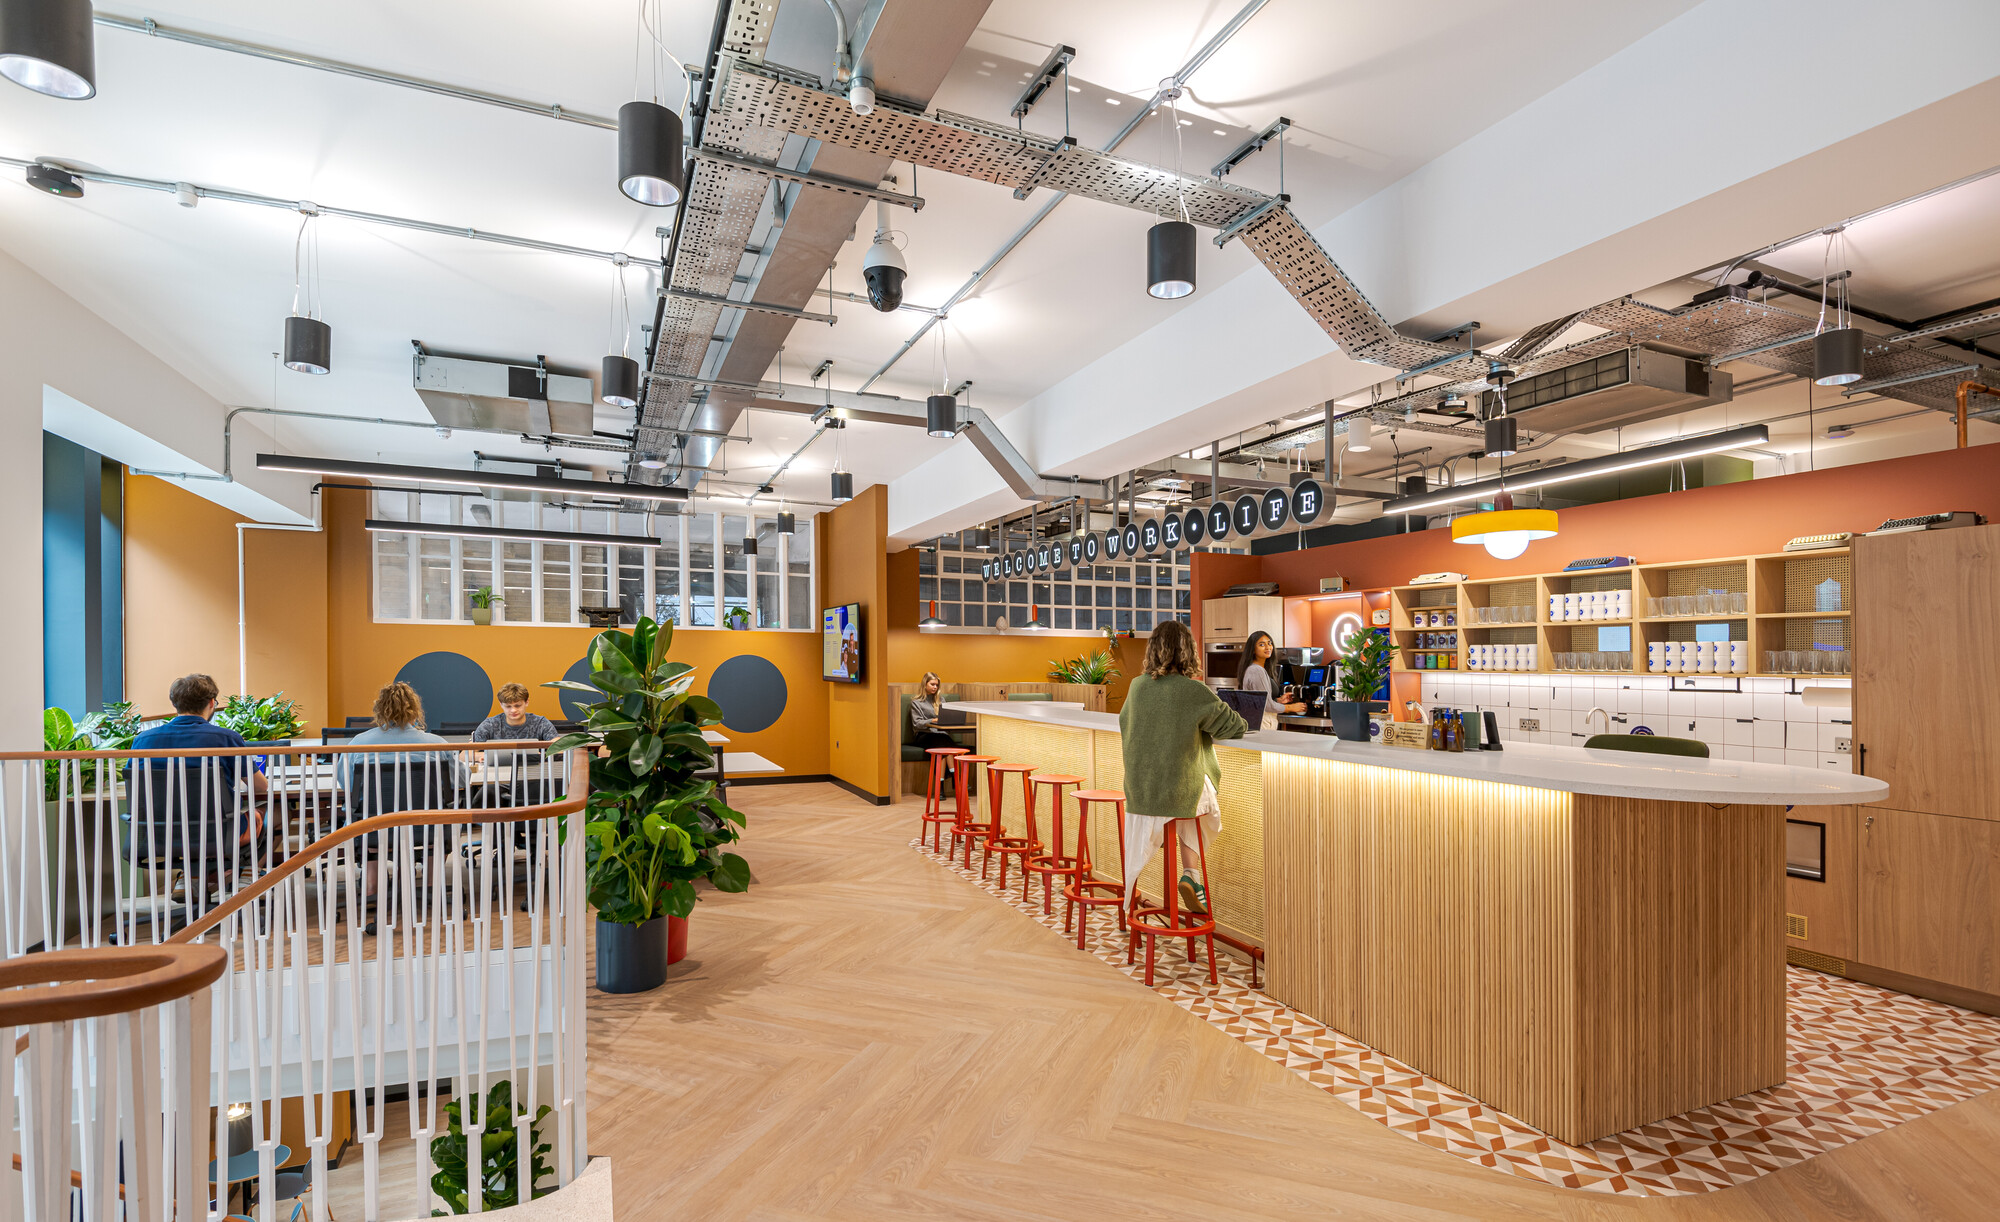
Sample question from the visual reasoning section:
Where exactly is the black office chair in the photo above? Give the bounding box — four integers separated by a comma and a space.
439, 720, 483, 736
341, 755, 463, 927
344, 715, 374, 728
1583, 733, 1710, 758
123, 757, 258, 931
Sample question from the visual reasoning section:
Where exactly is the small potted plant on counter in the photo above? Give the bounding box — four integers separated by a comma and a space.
468, 586, 503, 625
547, 616, 751, 994
1330, 627, 1396, 742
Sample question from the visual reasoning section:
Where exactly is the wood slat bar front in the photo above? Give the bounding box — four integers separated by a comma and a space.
1262, 752, 1786, 1145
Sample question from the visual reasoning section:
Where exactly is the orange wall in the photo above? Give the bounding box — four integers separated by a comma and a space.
322, 488, 828, 776
1251, 442, 2000, 597
124, 475, 329, 725
817, 484, 890, 797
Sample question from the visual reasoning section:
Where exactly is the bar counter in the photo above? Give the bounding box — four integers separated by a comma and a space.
949, 699, 1887, 1145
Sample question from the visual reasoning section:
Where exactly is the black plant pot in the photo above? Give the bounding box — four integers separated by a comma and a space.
596, 916, 668, 994
1326, 701, 1372, 743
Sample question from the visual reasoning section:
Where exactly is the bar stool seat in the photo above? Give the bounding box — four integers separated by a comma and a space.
947, 755, 998, 867
919, 747, 967, 853
1024, 774, 1086, 915
1063, 790, 1128, 947
981, 763, 1040, 897
1127, 814, 1219, 987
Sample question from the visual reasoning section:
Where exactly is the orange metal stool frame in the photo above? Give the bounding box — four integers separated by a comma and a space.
981, 763, 1040, 897
919, 747, 967, 852
1063, 790, 1128, 947
1023, 774, 1086, 915
1126, 816, 1219, 986
947, 755, 998, 867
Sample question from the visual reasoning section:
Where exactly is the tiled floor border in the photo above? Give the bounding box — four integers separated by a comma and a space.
911, 837, 2000, 1196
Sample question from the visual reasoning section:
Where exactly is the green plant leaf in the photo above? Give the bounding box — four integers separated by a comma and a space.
628, 733, 664, 774
712, 852, 752, 892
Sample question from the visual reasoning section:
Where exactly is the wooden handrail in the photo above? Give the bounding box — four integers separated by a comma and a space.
4, 739, 569, 762
167, 749, 591, 945
0, 944, 226, 1027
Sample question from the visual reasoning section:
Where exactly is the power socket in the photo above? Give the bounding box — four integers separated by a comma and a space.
1518, 718, 1540, 732
1835, 737, 1852, 754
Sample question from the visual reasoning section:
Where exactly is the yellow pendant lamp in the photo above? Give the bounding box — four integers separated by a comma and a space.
1450, 491, 1557, 560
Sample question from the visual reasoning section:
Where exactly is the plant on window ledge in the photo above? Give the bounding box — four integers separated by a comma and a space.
468, 586, 503, 625
1046, 648, 1120, 684
723, 606, 750, 630
212, 693, 304, 742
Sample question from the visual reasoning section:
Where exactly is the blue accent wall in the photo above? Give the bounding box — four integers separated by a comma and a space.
42, 434, 123, 715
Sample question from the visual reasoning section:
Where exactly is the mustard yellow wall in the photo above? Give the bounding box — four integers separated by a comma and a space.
322, 488, 829, 775
124, 475, 329, 725
818, 484, 890, 797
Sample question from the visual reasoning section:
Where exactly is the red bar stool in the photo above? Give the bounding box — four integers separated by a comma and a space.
1063, 790, 1128, 947
981, 763, 1040, 897
1023, 773, 1085, 915
920, 746, 966, 853
1127, 816, 1218, 986
947, 755, 998, 867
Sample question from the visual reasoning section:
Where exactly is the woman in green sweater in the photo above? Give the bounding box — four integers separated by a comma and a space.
1119, 620, 1248, 915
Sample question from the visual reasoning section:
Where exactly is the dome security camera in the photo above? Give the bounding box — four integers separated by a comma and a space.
860, 200, 905, 312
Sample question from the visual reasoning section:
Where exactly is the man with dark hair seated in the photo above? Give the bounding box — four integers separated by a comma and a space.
127, 674, 269, 889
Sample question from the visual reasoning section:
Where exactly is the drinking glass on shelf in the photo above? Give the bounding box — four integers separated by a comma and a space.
1729, 591, 1749, 615
1678, 595, 1698, 617
1645, 597, 1660, 618
1695, 593, 1716, 615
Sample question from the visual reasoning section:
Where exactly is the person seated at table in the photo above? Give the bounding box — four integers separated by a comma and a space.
909, 672, 961, 797
131, 673, 268, 849
338, 681, 466, 795
471, 684, 558, 742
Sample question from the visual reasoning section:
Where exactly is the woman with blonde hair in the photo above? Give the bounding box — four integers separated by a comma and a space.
908, 671, 960, 797
1118, 619, 1247, 915
339, 681, 466, 931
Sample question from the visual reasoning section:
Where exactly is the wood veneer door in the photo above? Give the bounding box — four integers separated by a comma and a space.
1858, 807, 2000, 993
1853, 524, 2000, 820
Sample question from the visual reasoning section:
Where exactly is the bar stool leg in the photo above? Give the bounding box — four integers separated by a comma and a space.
1065, 808, 1087, 937
1021, 781, 1038, 905
1198, 821, 1218, 985
954, 763, 971, 861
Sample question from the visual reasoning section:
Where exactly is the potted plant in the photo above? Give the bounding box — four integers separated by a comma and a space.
546, 616, 751, 994
723, 605, 750, 631
1330, 627, 1397, 742
468, 586, 502, 625
428, 1078, 553, 1213
212, 693, 304, 745
1045, 647, 1120, 684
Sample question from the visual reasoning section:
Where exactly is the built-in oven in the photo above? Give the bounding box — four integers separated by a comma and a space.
1205, 641, 1243, 688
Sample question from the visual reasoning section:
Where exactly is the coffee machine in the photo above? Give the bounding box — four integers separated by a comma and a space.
1294, 665, 1330, 714
1271, 647, 1325, 709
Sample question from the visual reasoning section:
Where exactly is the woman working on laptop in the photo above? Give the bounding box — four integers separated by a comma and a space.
909, 671, 963, 797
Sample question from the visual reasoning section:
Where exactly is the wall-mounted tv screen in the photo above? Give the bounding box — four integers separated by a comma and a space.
822, 603, 863, 683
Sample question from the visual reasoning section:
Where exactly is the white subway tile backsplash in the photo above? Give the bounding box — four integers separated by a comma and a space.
1696, 692, 1727, 719
1718, 744, 1752, 762
1786, 749, 1819, 768
1754, 747, 1786, 765
1693, 717, 1725, 744
1724, 719, 1754, 746
1669, 691, 1697, 717
1753, 720, 1785, 749
1753, 691, 1785, 720
1642, 687, 1669, 715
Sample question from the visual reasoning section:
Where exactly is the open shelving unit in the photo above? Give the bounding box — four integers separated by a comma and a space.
1389, 548, 1853, 678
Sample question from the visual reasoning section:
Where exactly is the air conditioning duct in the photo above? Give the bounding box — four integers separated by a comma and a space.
414, 353, 597, 437
1481, 346, 1731, 434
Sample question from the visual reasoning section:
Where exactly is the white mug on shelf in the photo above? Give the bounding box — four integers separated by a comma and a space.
1548, 595, 1562, 622
1647, 641, 1665, 673
1694, 641, 1715, 673
1585, 591, 1603, 620
1730, 641, 1749, 673
1664, 642, 1685, 673
1613, 589, 1631, 619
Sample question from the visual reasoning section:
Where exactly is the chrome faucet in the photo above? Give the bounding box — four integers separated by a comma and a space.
1585, 706, 1610, 737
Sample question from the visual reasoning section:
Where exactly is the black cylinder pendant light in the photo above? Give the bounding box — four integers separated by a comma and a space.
1813, 327, 1864, 387
1147, 220, 1197, 299
925, 394, 957, 438
283, 315, 331, 376
777, 511, 795, 534
619, 100, 684, 206
742, 535, 758, 558
1484, 414, 1518, 459
601, 354, 640, 407
0, 0, 97, 99
830, 470, 854, 503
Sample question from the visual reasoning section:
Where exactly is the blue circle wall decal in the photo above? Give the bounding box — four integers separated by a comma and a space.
393, 652, 494, 731
559, 657, 596, 722
708, 654, 788, 734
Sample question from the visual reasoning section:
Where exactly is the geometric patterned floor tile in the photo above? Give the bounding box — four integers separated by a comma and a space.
913, 838, 2000, 1197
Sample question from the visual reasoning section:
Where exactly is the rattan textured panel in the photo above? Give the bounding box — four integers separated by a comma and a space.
1666, 562, 1747, 596
975, 718, 1090, 848
1783, 554, 1852, 613
1782, 617, 1851, 653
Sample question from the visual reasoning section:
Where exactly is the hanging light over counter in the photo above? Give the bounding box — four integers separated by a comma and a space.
1147, 220, 1196, 299
1813, 327, 1864, 386
1449, 491, 1557, 560
830, 470, 854, 502
0, 0, 96, 99
1347, 416, 1374, 452
777, 511, 796, 534
1484, 414, 1518, 458
919, 599, 947, 630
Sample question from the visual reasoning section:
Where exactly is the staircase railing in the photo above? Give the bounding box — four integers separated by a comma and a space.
0, 741, 592, 1221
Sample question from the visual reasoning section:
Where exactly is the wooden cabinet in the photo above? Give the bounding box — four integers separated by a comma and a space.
1853, 523, 2000, 821
1858, 807, 2000, 994
1201, 595, 1283, 644
1785, 806, 1857, 961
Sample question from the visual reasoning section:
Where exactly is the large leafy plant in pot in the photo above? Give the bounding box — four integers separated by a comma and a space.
1330, 627, 1397, 742
546, 616, 750, 994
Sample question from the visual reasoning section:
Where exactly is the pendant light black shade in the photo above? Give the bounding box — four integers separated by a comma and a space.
0, 0, 96, 100
1484, 414, 1518, 459
777, 511, 795, 534
618, 100, 684, 206
601, 354, 640, 407
925, 394, 957, 438
830, 470, 854, 503
742, 535, 758, 557
1146, 220, 1197, 299
283, 315, 331, 375
1813, 326, 1864, 386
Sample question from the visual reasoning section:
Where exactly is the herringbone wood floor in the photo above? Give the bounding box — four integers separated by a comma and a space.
585, 782, 2000, 1221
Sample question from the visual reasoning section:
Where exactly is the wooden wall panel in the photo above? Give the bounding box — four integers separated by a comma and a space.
1785, 805, 1857, 962
1859, 806, 2000, 994
1263, 756, 1787, 1145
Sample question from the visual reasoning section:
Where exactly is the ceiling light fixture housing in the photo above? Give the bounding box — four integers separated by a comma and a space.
601, 354, 639, 407
926, 394, 957, 438
1380, 424, 1772, 515
0, 0, 96, 99
1347, 416, 1374, 452
283, 315, 331, 375
1484, 414, 1518, 458
830, 470, 854, 502
1813, 327, 1864, 386
1450, 492, 1558, 561
1147, 220, 1196, 299
365, 519, 661, 549
257, 452, 690, 503
618, 100, 684, 206
25, 162, 81, 196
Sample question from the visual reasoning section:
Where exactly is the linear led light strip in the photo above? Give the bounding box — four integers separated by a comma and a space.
256, 453, 689, 503
364, 520, 660, 548
1380, 425, 1772, 515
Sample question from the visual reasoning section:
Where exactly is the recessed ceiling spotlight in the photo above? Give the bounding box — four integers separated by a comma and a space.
637, 454, 666, 469
1212, 128, 1226, 136
1068, 84, 1080, 93
1105, 97, 1121, 105
1825, 423, 1856, 439
1178, 118, 1192, 126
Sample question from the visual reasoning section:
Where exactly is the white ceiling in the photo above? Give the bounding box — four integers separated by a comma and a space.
0, 0, 1708, 504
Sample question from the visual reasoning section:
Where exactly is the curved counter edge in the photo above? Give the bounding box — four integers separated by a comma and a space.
944, 700, 1887, 806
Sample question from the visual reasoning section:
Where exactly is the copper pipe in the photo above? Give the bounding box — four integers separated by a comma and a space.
1957, 381, 1999, 449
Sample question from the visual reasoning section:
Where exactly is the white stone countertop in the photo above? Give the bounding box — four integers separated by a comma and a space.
945, 700, 1887, 807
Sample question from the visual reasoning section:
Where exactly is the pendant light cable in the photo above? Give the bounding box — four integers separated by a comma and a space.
635, 0, 691, 115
